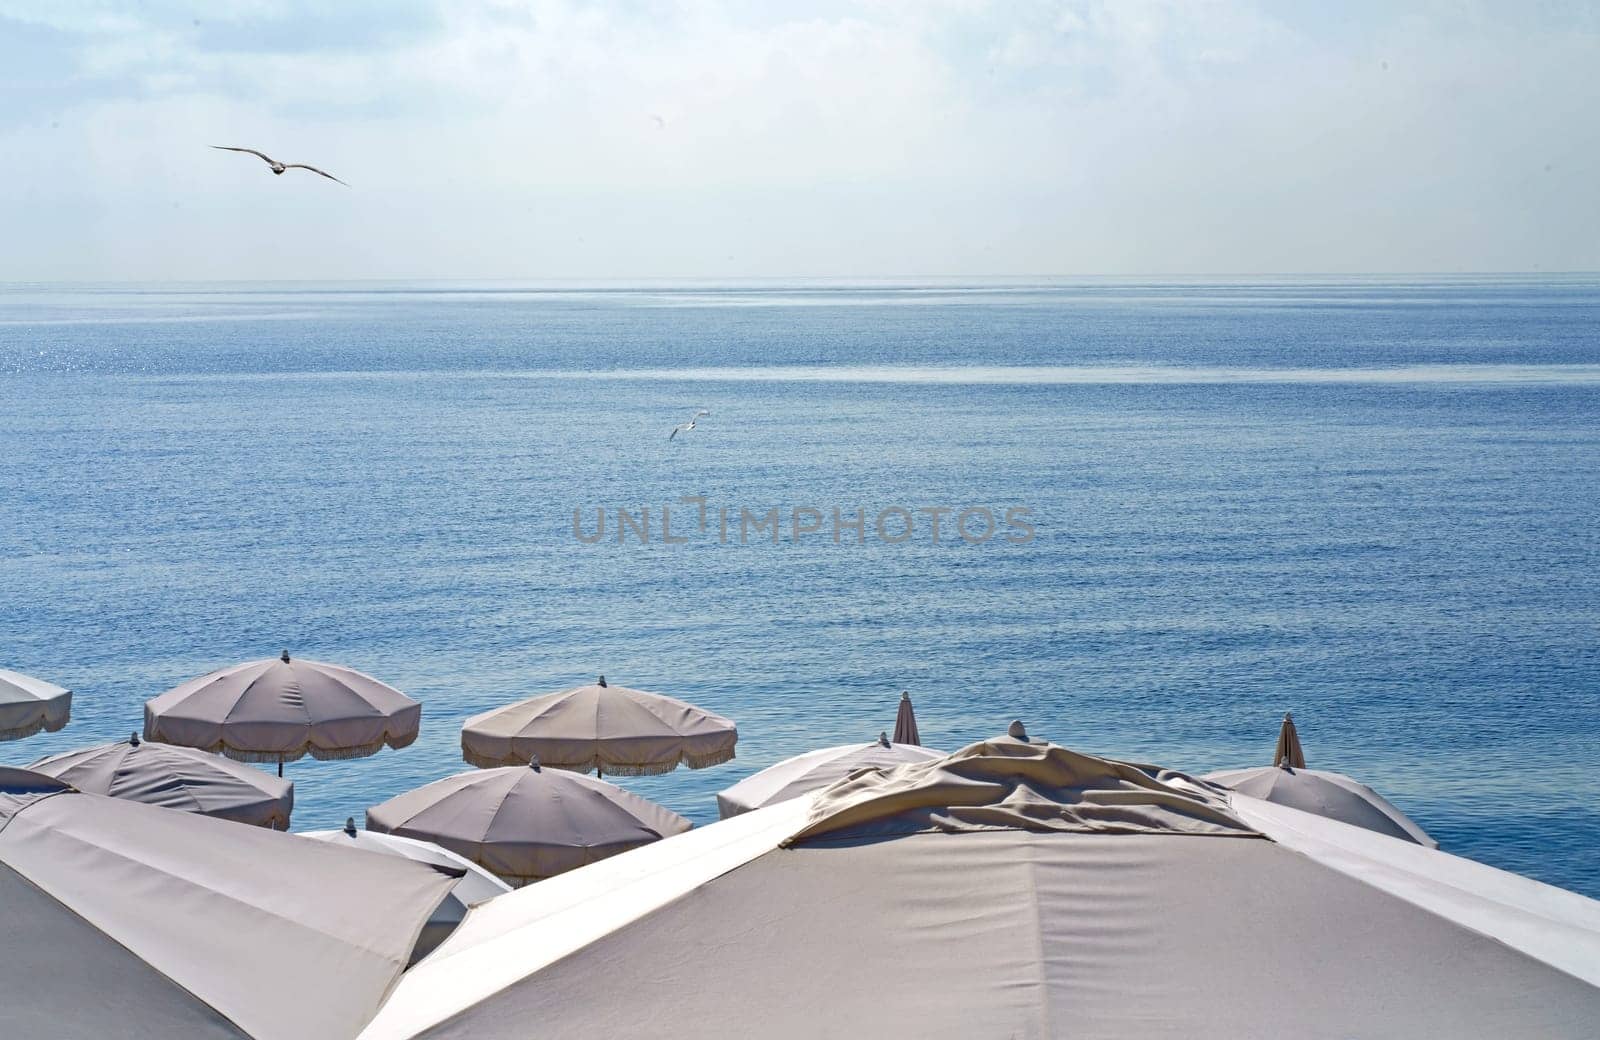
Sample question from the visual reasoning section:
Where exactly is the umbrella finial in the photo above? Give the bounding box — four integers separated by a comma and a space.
596, 674, 607, 687
901, 690, 911, 701
280, 649, 291, 663
529, 754, 541, 771
878, 731, 890, 747
1007, 719, 1028, 741
129, 731, 140, 746
344, 816, 357, 836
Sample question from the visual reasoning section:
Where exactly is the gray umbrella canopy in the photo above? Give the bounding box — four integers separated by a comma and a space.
0, 768, 454, 1040
892, 690, 921, 746
0, 666, 71, 742
1204, 764, 1438, 847
716, 733, 944, 819
360, 734, 1600, 1040
145, 651, 421, 773
29, 733, 294, 829
300, 819, 512, 963
460, 676, 736, 777
367, 761, 692, 885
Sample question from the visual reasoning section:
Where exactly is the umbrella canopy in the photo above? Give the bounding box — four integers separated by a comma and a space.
301, 819, 512, 963
0, 768, 454, 1040
145, 651, 421, 773
1274, 711, 1306, 768
716, 732, 943, 819
460, 676, 735, 777
366, 761, 692, 885
0, 666, 71, 742
28, 732, 294, 829
1204, 764, 1437, 846
361, 732, 1600, 1040
892, 690, 921, 745
1206, 712, 1436, 846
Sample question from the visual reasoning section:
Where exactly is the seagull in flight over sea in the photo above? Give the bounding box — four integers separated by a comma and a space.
211, 146, 349, 186
669, 409, 710, 441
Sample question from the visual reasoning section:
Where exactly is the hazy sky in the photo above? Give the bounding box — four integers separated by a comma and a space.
2, 1, 1596, 280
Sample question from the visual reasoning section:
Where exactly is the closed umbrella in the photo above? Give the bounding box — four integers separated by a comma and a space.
460, 676, 735, 777
0, 666, 71, 742
0, 767, 454, 1040
716, 732, 943, 819
892, 690, 921, 746
301, 818, 512, 963
361, 732, 1600, 1040
1206, 714, 1436, 847
145, 650, 421, 776
1274, 712, 1306, 768
29, 732, 294, 829
367, 760, 691, 885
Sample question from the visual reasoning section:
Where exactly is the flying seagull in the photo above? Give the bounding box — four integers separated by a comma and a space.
211, 146, 349, 186
669, 409, 710, 441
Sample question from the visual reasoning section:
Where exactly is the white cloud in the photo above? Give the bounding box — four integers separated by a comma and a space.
1, 1, 1596, 278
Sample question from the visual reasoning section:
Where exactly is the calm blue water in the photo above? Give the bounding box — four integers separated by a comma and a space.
2, 276, 1597, 895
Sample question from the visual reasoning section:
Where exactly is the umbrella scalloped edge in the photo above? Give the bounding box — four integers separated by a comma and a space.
460, 745, 735, 776
0, 715, 69, 742
201, 733, 416, 765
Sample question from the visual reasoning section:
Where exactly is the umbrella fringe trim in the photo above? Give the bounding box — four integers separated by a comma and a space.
0, 717, 51, 742
459, 746, 737, 774
184, 735, 415, 765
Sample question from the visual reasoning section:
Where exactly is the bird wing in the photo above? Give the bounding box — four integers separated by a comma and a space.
283, 163, 350, 186
212, 145, 277, 165
669, 427, 680, 441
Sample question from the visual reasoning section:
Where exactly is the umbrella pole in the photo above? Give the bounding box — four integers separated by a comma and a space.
278, 756, 283, 778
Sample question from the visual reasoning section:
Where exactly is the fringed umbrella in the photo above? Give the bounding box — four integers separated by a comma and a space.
145, 651, 421, 776
367, 758, 691, 885
0, 667, 71, 743
29, 732, 294, 829
460, 676, 735, 778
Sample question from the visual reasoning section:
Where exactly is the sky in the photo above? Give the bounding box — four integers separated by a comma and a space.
1, 1, 1596, 280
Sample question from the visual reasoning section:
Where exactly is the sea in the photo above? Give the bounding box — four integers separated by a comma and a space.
1, 275, 1596, 896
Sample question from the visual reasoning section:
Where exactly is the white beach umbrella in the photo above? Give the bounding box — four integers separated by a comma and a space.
0, 666, 71, 742
1206, 713, 1436, 847
366, 760, 692, 885
0, 767, 454, 1040
29, 732, 294, 829
300, 819, 512, 962
360, 731, 1600, 1040
892, 690, 921, 746
460, 675, 736, 777
716, 732, 943, 819
145, 650, 421, 775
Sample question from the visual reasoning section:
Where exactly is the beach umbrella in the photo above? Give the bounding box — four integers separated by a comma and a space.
1274, 711, 1306, 768
301, 818, 512, 963
360, 731, 1600, 1040
0, 666, 71, 742
366, 759, 691, 885
1205, 714, 1436, 847
28, 732, 294, 829
892, 690, 921, 746
716, 732, 943, 819
460, 675, 735, 777
0, 767, 454, 1040
145, 650, 421, 776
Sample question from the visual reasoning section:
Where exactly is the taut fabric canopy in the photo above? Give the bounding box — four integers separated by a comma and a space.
367, 762, 691, 885
716, 734, 943, 819
29, 733, 294, 829
1205, 764, 1437, 847
300, 819, 512, 963
460, 677, 735, 777
0, 666, 71, 742
0, 769, 454, 1040
360, 733, 1600, 1040
1206, 712, 1436, 847
145, 651, 421, 772
892, 690, 920, 745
